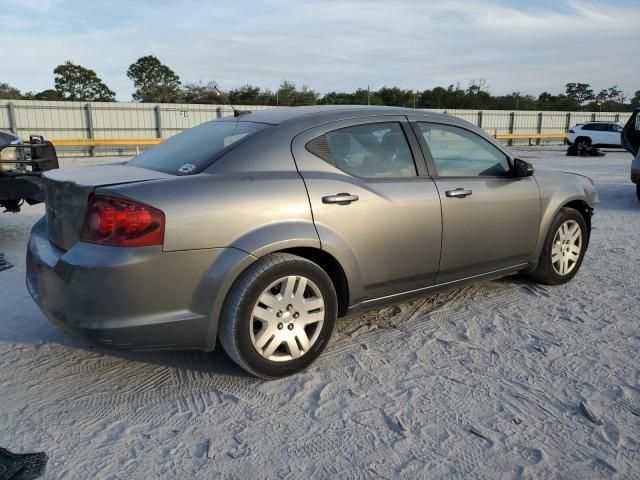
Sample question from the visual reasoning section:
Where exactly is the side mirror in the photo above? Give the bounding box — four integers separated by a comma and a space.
513, 158, 534, 177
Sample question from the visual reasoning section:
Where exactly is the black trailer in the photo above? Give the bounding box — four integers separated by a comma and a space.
0, 133, 59, 213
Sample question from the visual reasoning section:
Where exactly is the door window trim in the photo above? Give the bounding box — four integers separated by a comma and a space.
409, 120, 516, 179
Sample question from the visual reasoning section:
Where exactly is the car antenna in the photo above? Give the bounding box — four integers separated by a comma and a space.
213, 86, 250, 117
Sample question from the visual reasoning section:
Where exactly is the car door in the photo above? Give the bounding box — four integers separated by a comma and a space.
581, 123, 600, 145
605, 123, 623, 146
622, 108, 640, 156
291, 117, 442, 305
409, 119, 541, 284
592, 123, 609, 145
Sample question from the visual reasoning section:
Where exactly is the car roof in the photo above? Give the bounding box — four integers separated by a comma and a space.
221, 105, 451, 126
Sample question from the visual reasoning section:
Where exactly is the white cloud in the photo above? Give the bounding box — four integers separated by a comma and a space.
1, 0, 53, 11
0, 0, 638, 100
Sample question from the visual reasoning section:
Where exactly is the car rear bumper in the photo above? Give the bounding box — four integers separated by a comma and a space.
26, 217, 225, 351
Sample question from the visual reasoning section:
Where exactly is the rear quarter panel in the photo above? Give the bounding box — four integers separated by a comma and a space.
98, 129, 319, 254
97, 135, 319, 348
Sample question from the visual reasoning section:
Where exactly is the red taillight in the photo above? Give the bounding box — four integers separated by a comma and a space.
568, 129, 575, 133
80, 195, 164, 247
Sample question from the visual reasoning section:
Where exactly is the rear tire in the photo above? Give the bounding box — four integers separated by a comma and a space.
636, 184, 640, 202
218, 253, 338, 379
529, 208, 588, 285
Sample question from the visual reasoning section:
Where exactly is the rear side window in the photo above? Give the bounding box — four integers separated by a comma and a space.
584, 123, 607, 131
127, 121, 270, 174
306, 122, 416, 178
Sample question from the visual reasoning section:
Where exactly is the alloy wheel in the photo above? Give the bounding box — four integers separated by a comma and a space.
249, 276, 325, 362
551, 220, 582, 276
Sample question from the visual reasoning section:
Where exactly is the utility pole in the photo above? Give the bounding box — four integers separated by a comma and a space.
367, 85, 370, 106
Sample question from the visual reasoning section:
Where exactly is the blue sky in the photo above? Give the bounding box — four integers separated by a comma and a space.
1, 0, 638, 101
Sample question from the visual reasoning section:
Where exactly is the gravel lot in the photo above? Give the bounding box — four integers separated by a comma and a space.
1, 148, 638, 479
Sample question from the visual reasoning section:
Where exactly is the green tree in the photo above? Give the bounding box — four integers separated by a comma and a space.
228, 84, 272, 105
318, 88, 382, 105
23, 89, 63, 100
465, 80, 492, 109
590, 85, 625, 111
631, 90, 640, 106
181, 81, 219, 104
537, 92, 578, 110
492, 92, 537, 110
377, 86, 416, 107
0, 82, 23, 100
276, 80, 317, 106
53, 61, 115, 101
565, 82, 595, 108
127, 55, 182, 103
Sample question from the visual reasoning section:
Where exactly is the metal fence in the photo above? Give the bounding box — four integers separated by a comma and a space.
0, 99, 631, 156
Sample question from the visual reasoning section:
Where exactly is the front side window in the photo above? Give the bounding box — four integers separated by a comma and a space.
307, 122, 416, 178
128, 120, 270, 174
417, 123, 511, 177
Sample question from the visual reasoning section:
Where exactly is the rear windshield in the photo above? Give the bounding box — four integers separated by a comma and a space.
127, 120, 270, 174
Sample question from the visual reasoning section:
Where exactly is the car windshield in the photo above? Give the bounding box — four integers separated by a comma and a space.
127, 120, 270, 174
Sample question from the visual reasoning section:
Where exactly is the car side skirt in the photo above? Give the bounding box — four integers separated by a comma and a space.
346, 263, 530, 315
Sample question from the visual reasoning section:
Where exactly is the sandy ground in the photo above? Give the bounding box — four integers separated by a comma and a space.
1, 148, 639, 479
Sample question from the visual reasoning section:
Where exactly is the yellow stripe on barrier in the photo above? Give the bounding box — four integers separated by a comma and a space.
51, 138, 164, 147
49, 133, 567, 149
495, 133, 567, 140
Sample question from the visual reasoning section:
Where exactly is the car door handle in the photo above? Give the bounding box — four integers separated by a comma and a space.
445, 188, 473, 198
322, 193, 359, 205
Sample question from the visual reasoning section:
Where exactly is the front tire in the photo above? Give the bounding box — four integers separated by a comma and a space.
529, 208, 588, 285
218, 253, 338, 379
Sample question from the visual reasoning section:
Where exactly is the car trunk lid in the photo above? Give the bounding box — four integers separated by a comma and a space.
43, 164, 173, 250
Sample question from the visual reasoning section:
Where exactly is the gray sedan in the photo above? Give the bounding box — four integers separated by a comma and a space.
27, 106, 598, 378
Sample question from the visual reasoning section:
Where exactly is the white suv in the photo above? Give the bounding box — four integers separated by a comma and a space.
567, 121, 624, 148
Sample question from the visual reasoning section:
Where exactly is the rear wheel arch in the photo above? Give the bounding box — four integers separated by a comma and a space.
575, 136, 591, 146
218, 252, 338, 378
278, 247, 350, 317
